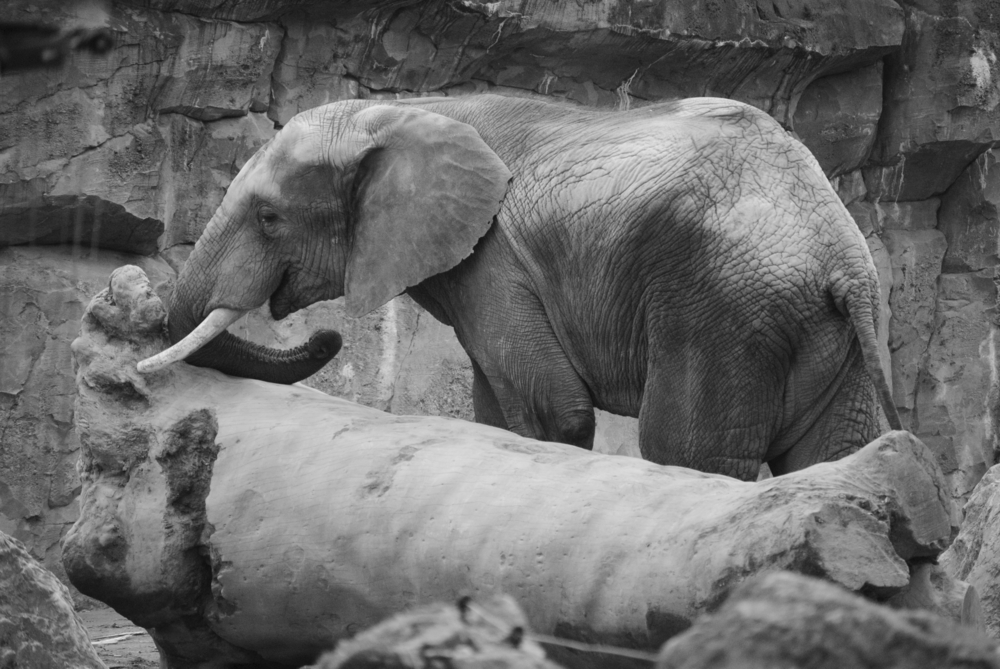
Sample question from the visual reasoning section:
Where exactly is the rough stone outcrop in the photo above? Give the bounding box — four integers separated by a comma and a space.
941, 464, 1000, 638
1, 0, 906, 248
867, 5, 1000, 202
66, 266, 968, 669
0, 530, 106, 669
656, 571, 1000, 669
888, 152, 1000, 518
0, 3, 277, 252
314, 596, 562, 669
0, 245, 174, 582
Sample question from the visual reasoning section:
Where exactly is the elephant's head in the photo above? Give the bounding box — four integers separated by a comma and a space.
139, 101, 511, 383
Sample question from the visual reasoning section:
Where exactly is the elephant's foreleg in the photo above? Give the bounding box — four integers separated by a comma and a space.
470, 322, 595, 449
488, 367, 596, 450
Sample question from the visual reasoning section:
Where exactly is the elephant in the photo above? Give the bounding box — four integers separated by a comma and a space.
139, 94, 901, 481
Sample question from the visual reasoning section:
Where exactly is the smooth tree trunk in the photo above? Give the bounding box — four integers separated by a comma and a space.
66, 266, 968, 669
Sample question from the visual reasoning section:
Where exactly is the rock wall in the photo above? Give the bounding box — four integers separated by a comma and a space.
1, 0, 998, 576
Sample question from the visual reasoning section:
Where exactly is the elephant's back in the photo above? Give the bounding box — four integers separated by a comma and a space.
432, 95, 870, 413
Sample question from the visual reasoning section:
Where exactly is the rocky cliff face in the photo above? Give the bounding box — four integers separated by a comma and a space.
1, 0, 997, 579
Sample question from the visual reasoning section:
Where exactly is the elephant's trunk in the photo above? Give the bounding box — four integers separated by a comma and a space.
165, 322, 342, 385
136, 257, 341, 385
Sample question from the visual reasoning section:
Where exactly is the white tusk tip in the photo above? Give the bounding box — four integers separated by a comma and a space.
136, 358, 163, 374
133, 308, 246, 376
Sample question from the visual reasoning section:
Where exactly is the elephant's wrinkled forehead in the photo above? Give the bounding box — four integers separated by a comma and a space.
230, 122, 321, 202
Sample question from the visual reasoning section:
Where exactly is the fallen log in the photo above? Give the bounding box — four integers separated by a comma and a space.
65, 266, 963, 669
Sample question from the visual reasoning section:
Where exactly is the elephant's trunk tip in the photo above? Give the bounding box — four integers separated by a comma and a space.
307, 330, 343, 361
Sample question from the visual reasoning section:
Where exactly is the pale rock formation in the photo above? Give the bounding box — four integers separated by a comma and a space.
0, 2, 277, 252
314, 595, 562, 669
942, 464, 1000, 638
896, 152, 1000, 518
0, 245, 174, 582
866, 4, 1000, 202
939, 150, 1000, 275
883, 227, 949, 415
792, 63, 884, 177
656, 571, 1000, 669
65, 265, 969, 669
0, 0, 906, 252
0, 530, 106, 669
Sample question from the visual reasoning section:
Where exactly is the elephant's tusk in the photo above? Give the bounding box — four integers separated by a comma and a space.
137, 308, 246, 374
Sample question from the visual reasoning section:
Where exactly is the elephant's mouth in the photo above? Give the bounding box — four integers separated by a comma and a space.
137, 270, 336, 377
268, 269, 334, 322
269, 271, 296, 321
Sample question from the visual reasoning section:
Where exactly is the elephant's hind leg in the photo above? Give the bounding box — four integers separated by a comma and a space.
470, 358, 509, 430
638, 349, 778, 481
767, 342, 881, 476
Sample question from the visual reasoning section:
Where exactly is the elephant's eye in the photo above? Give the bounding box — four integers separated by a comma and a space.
258, 207, 281, 235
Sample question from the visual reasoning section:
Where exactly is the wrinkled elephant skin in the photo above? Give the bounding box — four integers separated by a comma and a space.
158, 95, 898, 480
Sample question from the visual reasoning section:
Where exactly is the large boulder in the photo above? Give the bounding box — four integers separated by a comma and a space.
866, 6, 1000, 202
0, 530, 106, 669
942, 464, 1000, 638
656, 571, 999, 669
314, 596, 562, 669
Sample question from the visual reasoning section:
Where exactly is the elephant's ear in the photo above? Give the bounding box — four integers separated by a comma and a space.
341, 105, 512, 318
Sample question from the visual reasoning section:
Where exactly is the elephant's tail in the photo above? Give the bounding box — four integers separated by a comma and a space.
836, 281, 903, 431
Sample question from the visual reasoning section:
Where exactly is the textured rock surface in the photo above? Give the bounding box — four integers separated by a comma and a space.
940, 151, 1000, 274
66, 266, 959, 669
867, 6, 1000, 202
0, 246, 174, 583
912, 271, 997, 514
0, 530, 106, 669
838, 160, 998, 518
793, 63, 884, 177
942, 464, 1000, 638
0, 2, 276, 253
0, 0, 905, 250
883, 227, 949, 414
314, 596, 561, 669
1, 0, 998, 578
656, 571, 1000, 669
887, 152, 1000, 518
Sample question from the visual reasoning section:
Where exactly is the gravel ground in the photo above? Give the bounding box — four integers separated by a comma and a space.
79, 608, 159, 669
